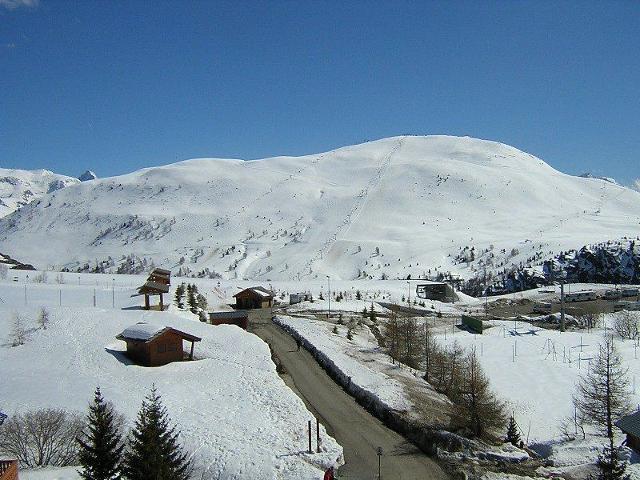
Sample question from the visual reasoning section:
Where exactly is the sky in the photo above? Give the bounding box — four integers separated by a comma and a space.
1, 0, 639, 185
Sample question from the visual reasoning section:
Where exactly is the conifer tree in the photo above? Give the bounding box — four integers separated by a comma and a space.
369, 303, 376, 322
506, 414, 521, 446
77, 387, 124, 480
174, 284, 185, 309
123, 387, 191, 480
186, 285, 197, 314
596, 445, 630, 480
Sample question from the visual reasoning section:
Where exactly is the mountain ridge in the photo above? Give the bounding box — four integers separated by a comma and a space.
1, 135, 639, 281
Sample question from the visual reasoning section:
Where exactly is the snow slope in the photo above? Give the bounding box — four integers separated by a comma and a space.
0, 168, 79, 218
1, 136, 639, 280
0, 276, 343, 479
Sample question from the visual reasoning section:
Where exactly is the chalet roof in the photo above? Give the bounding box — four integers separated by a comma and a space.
116, 322, 201, 343
234, 286, 274, 298
151, 268, 171, 276
137, 280, 170, 295
616, 411, 640, 437
209, 310, 249, 320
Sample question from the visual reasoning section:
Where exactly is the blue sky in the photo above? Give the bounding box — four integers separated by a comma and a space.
1, 0, 639, 184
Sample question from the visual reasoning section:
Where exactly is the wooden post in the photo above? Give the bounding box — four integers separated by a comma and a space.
159, 293, 164, 311
144, 294, 150, 310
316, 418, 320, 453
189, 341, 195, 360
308, 420, 312, 453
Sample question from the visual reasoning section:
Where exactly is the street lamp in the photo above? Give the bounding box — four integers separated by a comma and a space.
326, 275, 331, 320
376, 446, 383, 479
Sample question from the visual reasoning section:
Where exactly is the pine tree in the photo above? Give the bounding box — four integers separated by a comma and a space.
506, 414, 521, 446
174, 283, 185, 309
369, 303, 376, 322
186, 285, 197, 314
455, 349, 506, 438
574, 336, 630, 479
123, 387, 191, 480
77, 387, 124, 480
596, 445, 630, 480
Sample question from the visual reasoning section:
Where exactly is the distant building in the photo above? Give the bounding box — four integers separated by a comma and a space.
234, 287, 274, 309
116, 322, 201, 367
0, 459, 18, 480
209, 310, 249, 329
137, 268, 171, 310
290, 293, 312, 305
616, 411, 640, 452
415, 282, 457, 303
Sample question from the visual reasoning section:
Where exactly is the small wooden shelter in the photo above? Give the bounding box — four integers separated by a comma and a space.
209, 310, 249, 329
616, 411, 640, 452
234, 286, 274, 309
137, 268, 171, 310
416, 282, 457, 303
116, 322, 201, 367
0, 459, 18, 480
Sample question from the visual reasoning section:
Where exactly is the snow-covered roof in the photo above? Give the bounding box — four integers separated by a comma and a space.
118, 322, 166, 341
117, 323, 202, 343
234, 286, 274, 298
616, 411, 640, 437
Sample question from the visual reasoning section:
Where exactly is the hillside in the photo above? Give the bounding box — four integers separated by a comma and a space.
1, 136, 639, 281
0, 168, 79, 218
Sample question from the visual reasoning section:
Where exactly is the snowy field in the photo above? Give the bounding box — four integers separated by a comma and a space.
0, 274, 343, 479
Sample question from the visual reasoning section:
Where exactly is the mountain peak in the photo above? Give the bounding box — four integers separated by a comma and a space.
79, 170, 97, 182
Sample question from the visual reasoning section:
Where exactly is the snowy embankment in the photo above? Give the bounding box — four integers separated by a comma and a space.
0, 277, 343, 479
274, 315, 450, 451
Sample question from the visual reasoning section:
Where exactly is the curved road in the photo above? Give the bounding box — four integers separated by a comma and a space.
249, 309, 449, 480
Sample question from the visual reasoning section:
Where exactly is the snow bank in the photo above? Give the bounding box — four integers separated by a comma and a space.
0, 281, 343, 479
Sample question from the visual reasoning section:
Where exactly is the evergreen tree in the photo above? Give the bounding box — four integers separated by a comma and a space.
77, 387, 124, 480
369, 303, 377, 322
173, 284, 185, 309
506, 414, 521, 446
186, 285, 197, 314
123, 387, 191, 480
361, 307, 368, 318
596, 445, 630, 480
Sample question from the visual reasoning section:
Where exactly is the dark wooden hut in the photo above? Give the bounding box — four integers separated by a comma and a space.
116, 323, 201, 367
233, 287, 274, 309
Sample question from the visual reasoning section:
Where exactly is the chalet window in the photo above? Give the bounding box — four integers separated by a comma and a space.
168, 343, 177, 352
157, 343, 167, 353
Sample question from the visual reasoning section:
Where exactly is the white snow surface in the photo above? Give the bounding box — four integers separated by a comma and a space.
0, 276, 343, 479
0, 168, 79, 218
1, 136, 639, 280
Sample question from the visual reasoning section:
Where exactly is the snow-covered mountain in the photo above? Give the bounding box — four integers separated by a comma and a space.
1, 135, 639, 281
0, 168, 80, 217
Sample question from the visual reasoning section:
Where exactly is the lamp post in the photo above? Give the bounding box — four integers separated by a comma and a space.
112, 278, 115, 308
376, 447, 383, 479
326, 275, 331, 320
407, 281, 411, 305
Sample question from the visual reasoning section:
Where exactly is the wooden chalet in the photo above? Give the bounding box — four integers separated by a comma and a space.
116, 322, 201, 367
234, 286, 274, 309
0, 459, 18, 480
209, 310, 249, 329
616, 411, 640, 452
137, 268, 171, 310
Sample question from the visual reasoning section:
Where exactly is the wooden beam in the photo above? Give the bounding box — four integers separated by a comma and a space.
144, 294, 150, 310
159, 293, 164, 311
189, 341, 195, 360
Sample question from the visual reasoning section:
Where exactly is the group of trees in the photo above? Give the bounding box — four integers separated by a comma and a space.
383, 313, 505, 438
7, 307, 50, 347
0, 387, 191, 479
174, 283, 207, 317
78, 386, 191, 480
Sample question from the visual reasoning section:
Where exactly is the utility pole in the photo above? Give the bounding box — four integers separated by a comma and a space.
326, 275, 331, 320
560, 280, 566, 332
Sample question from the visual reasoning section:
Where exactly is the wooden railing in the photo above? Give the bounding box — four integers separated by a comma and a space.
0, 460, 18, 480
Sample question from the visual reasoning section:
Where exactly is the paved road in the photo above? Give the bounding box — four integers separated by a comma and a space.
249, 309, 449, 480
